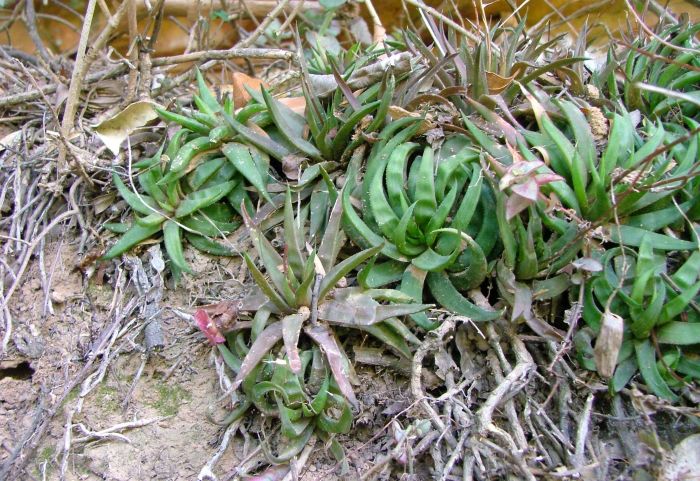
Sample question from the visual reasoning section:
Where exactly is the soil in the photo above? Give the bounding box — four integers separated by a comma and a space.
0, 235, 397, 480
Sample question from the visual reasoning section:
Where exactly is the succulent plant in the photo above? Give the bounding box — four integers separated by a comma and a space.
596, 18, 700, 122
460, 25, 700, 397
103, 70, 282, 273
206, 187, 429, 407
576, 239, 700, 401
212, 338, 353, 463
340, 120, 504, 329
103, 141, 243, 274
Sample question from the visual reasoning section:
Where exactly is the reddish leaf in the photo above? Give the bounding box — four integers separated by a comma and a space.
511, 178, 539, 201
305, 323, 358, 408
195, 309, 225, 345
505, 192, 531, 220
282, 309, 309, 374
232, 322, 284, 390
534, 172, 564, 186
198, 301, 239, 331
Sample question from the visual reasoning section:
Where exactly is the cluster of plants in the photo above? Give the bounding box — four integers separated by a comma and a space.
104, 13, 700, 469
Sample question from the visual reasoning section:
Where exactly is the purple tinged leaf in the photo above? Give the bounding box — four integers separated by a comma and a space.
534, 172, 564, 186
318, 194, 344, 272
512, 281, 564, 340
317, 298, 375, 325
305, 323, 358, 408
238, 288, 275, 312
374, 304, 432, 323
282, 308, 309, 374
317, 290, 430, 326
511, 178, 539, 201
232, 322, 284, 391
499, 160, 544, 190
331, 64, 361, 111
466, 97, 524, 147
505, 192, 531, 220
194, 309, 225, 345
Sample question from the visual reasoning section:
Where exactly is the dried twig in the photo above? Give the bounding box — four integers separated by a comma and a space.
1, 209, 77, 353
411, 318, 458, 448
150, 47, 296, 66
572, 394, 595, 469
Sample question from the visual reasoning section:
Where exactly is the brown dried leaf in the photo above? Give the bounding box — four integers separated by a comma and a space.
279, 97, 306, 116
305, 323, 358, 408
232, 322, 283, 390
387, 106, 435, 134
485, 71, 515, 94
231, 72, 267, 109
594, 311, 624, 378
93, 100, 161, 155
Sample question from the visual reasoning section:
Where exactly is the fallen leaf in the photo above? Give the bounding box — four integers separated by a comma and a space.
594, 311, 624, 378
279, 96, 306, 116
93, 100, 162, 155
0, 130, 21, 156
387, 105, 435, 134
231, 72, 267, 108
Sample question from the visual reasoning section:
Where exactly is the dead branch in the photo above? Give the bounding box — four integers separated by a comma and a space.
150, 47, 296, 66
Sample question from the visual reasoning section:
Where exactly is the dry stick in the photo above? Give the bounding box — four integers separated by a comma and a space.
572, 393, 595, 469
363, 0, 386, 43
72, 416, 168, 444
0, 0, 25, 35
151, 1, 299, 98
132, 0, 320, 17
236, 0, 290, 49
475, 336, 535, 437
197, 420, 242, 480
23, 0, 54, 68
485, 329, 528, 451
125, 0, 139, 103
547, 281, 585, 372
438, 429, 468, 481
150, 47, 296, 66
61, 0, 130, 136
359, 430, 413, 481
403, 0, 485, 46
624, 0, 696, 54
0, 209, 77, 353
60, 0, 98, 140
0, 63, 128, 109
280, 436, 316, 481
410, 319, 458, 448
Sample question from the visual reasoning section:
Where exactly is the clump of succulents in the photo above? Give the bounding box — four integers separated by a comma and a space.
341, 121, 503, 329
102, 19, 700, 476
193, 187, 429, 462
462, 20, 700, 396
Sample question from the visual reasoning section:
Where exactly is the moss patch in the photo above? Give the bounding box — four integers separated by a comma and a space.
149, 384, 191, 416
